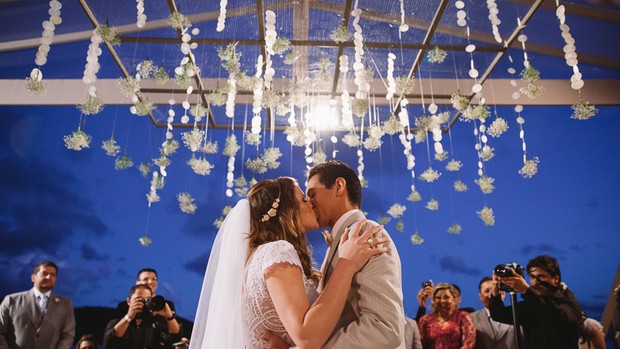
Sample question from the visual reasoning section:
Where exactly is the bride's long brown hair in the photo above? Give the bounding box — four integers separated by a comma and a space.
247, 177, 320, 284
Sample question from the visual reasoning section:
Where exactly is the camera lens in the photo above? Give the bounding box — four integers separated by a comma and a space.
145, 295, 166, 311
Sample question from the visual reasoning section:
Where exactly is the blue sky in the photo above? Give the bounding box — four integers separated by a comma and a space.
1, 103, 618, 323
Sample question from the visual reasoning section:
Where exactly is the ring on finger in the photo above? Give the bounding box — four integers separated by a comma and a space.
367, 238, 373, 245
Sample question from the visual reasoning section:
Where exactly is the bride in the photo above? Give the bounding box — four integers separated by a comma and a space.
190, 177, 388, 349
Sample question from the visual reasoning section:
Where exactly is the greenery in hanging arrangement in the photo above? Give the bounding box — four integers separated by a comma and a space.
102, 136, 120, 156
426, 199, 439, 211
445, 159, 463, 172
78, 95, 105, 115
190, 103, 206, 118
115, 76, 140, 98
451, 94, 470, 112
571, 99, 598, 120
134, 99, 154, 116
330, 20, 352, 43
139, 236, 152, 247
182, 128, 204, 152
187, 155, 214, 175
245, 132, 261, 146
427, 45, 447, 64
519, 157, 540, 178
395, 75, 415, 97
168, 11, 191, 29
222, 134, 240, 157
382, 115, 404, 135
115, 154, 134, 170
407, 189, 422, 202
217, 43, 241, 74
477, 206, 495, 226
246, 157, 267, 174
434, 152, 449, 161
137, 60, 155, 79
419, 167, 441, 182
153, 66, 170, 85
207, 86, 228, 106
138, 162, 150, 178
341, 131, 361, 148
454, 180, 468, 192
178, 192, 197, 214
487, 116, 509, 137
461, 103, 490, 121
201, 141, 218, 154
95, 24, 121, 46
351, 98, 369, 117
25, 78, 46, 95
448, 223, 462, 234
475, 175, 495, 194
64, 129, 92, 151
410, 232, 424, 245
160, 139, 179, 156
153, 155, 171, 168
272, 36, 291, 56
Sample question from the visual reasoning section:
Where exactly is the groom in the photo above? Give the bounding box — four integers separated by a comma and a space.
306, 160, 406, 348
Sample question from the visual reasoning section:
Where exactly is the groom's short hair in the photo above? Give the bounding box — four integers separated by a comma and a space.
308, 160, 362, 207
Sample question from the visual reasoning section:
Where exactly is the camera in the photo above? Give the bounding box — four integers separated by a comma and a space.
494, 263, 524, 292
421, 280, 432, 288
143, 295, 166, 312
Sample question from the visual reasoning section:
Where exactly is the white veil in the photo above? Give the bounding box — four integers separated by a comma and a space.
189, 199, 250, 349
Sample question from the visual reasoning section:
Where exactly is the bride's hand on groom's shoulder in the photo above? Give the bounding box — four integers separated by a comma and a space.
338, 220, 390, 271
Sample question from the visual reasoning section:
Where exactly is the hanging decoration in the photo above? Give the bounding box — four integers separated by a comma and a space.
26, 0, 62, 95
136, 0, 146, 28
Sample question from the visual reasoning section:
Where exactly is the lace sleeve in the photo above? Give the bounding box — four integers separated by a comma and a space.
256, 240, 302, 277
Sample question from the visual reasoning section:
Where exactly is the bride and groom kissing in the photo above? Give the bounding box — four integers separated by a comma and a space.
190, 160, 406, 349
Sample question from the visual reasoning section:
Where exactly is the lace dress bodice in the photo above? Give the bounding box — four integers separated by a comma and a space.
242, 240, 319, 349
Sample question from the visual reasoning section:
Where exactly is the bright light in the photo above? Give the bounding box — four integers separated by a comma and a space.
308, 101, 339, 130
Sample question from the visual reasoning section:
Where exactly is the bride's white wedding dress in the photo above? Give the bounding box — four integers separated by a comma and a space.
242, 240, 319, 349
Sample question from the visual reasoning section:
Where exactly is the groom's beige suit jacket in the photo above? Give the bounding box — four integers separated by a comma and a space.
321, 210, 406, 349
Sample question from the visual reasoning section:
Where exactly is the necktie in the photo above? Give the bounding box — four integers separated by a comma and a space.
38, 295, 48, 312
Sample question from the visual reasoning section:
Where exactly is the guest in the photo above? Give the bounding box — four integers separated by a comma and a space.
470, 276, 515, 349
490, 255, 583, 349
415, 280, 434, 322
104, 284, 181, 349
0, 260, 75, 349
418, 283, 476, 349
76, 334, 98, 349
115, 268, 175, 318
405, 317, 423, 349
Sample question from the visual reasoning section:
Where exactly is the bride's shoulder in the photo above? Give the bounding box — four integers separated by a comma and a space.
254, 240, 300, 266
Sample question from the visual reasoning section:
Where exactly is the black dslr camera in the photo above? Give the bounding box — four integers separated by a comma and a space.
494, 263, 524, 292
421, 280, 433, 288
143, 295, 166, 312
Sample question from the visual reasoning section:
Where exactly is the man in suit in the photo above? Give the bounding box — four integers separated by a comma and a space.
0, 261, 75, 349
306, 160, 406, 348
471, 276, 515, 349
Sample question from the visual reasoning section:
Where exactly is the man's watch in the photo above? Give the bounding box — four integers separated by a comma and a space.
166, 311, 176, 321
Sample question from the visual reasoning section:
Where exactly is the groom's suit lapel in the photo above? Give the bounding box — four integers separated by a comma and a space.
322, 211, 365, 284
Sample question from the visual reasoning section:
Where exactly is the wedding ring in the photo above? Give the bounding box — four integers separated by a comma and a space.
367, 238, 373, 245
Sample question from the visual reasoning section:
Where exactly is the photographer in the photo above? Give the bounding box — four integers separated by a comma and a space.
489, 255, 583, 349
104, 284, 182, 349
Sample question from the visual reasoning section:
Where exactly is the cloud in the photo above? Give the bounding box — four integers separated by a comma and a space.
439, 256, 482, 276
517, 244, 563, 256
184, 252, 211, 275
80, 243, 109, 261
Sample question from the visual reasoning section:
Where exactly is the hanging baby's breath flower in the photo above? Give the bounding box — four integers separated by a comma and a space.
487, 117, 509, 137
475, 175, 495, 194
213, 217, 224, 229
454, 180, 468, 192
382, 115, 404, 135
217, 44, 242, 74
234, 175, 247, 187
201, 141, 218, 154
188, 155, 214, 175
102, 137, 120, 156
387, 204, 407, 219
451, 94, 469, 112
480, 146, 495, 161
426, 199, 439, 211
78, 95, 104, 115
414, 130, 427, 144
360, 176, 368, 188
351, 98, 369, 117
151, 175, 164, 190
419, 167, 441, 183
435, 152, 449, 161
395, 75, 415, 97
365, 67, 375, 83
153, 155, 170, 168
520, 83, 544, 99
342, 131, 361, 147
182, 128, 204, 152
235, 187, 249, 197
571, 100, 598, 120
284, 51, 300, 65
363, 136, 383, 152
263, 147, 282, 169
174, 62, 199, 88
153, 66, 169, 85
115, 76, 140, 98
261, 89, 281, 107
146, 191, 160, 205
519, 156, 540, 178
520, 64, 540, 83
223, 134, 240, 157
134, 99, 154, 116
477, 206, 495, 226
330, 20, 352, 43
178, 192, 197, 214
396, 219, 404, 232
160, 139, 179, 156
245, 132, 262, 146
139, 236, 153, 247
168, 11, 191, 29
249, 177, 258, 188
427, 45, 447, 64
25, 78, 46, 95
448, 223, 462, 234
64, 129, 92, 151
138, 162, 150, 178
115, 154, 134, 170
446, 159, 462, 171
273, 36, 291, 56
137, 60, 155, 79
407, 189, 422, 202
207, 88, 227, 106
415, 115, 433, 130
283, 126, 305, 147
237, 72, 260, 90
222, 205, 234, 216
246, 157, 267, 174
190, 103, 206, 118
461, 103, 490, 122
410, 232, 424, 245
437, 111, 451, 124
378, 215, 391, 225
95, 24, 121, 46
275, 103, 291, 117
312, 148, 327, 165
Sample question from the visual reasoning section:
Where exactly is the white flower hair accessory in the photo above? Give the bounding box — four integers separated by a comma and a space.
260, 181, 281, 222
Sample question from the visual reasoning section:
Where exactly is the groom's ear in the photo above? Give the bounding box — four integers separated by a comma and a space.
335, 177, 346, 196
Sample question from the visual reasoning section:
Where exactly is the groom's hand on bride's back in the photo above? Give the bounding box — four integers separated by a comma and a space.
261, 330, 292, 349
338, 220, 390, 271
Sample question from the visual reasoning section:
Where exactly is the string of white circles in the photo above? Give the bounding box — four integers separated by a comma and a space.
555, 3, 583, 91
251, 55, 264, 135
136, 0, 146, 28
339, 55, 353, 129
217, 0, 227, 32
82, 30, 103, 100
30, 0, 62, 83
175, 27, 200, 125
351, 5, 369, 100
486, 0, 503, 44
386, 53, 397, 100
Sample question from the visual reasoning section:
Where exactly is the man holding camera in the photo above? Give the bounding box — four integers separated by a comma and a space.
103, 284, 182, 349
489, 255, 583, 349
